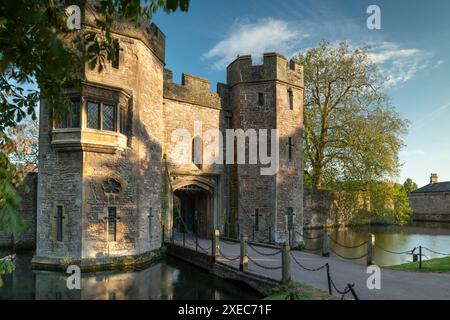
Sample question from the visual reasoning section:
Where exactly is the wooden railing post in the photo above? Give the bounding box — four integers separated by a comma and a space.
240, 235, 248, 272
282, 242, 291, 283
322, 228, 329, 257
213, 229, 220, 259
367, 233, 375, 265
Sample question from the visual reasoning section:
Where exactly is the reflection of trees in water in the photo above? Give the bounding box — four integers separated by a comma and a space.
303, 222, 450, 266
2, 253, 261, 300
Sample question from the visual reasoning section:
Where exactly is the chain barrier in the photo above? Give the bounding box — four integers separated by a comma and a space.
248, 243, 282, 256
329, 246, 368, 260
328, 235, 368, 249
247, 256, 282, 270
374, 243, 415, 255
196, 241, 212, 253
218, 248, 240, 261
290, 252, 327, 271
422, 247, 450, 256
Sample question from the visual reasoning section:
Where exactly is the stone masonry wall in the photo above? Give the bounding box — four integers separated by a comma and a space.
410, 192, 450, 222
84, 32, 165, 259
227, 53, 304, 244
0, 172, 37, 249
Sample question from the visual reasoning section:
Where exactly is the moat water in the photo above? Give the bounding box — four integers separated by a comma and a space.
0, 252, 262, 300
303, 221, 450, 266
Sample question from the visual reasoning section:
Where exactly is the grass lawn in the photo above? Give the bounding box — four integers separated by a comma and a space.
265, 282, 336, 300
390, 256, 450, 273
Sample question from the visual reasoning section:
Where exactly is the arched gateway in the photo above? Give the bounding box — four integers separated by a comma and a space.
171, 176, 216, 239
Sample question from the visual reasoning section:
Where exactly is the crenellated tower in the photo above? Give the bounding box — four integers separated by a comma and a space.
227, 53, 304, 244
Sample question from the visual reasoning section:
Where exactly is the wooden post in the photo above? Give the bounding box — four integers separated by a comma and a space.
322, 229, 329, 257
171, 224, 174, 244
367, 233, 375, 266
419, 245, 422, 269
162, 224, 165, 246
214, 229, 220, 258
282, 242, 291, 283
195, 232, 198, 252
269, 226, 272, 243
240, 235, 248, 272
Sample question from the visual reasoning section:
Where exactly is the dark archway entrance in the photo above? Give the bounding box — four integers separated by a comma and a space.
173, 185, 212, 239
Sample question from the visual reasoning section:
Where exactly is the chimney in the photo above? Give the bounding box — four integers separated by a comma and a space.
430, 173, 438, 184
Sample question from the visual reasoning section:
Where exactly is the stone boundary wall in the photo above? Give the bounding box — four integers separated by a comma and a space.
410, 192, 450, 222
0, 172, 37, 249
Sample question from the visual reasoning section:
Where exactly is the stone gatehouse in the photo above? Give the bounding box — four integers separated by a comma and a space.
32, 8, 304, 269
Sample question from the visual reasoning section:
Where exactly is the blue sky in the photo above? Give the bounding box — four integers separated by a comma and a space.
153, 0, 450, 187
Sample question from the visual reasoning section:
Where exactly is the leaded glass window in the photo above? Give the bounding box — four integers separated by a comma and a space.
87, 101, 100, 129
102, 104, 115, 131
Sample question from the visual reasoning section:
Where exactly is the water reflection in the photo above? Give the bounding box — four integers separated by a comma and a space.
303, 221, 450, 266
0, 253, 262, 300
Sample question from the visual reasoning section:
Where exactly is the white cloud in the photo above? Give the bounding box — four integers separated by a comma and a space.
203, 18, 307, 70
368, 42, 432, 87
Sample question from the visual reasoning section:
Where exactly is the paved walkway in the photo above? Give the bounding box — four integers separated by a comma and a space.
172, 234, 450, 300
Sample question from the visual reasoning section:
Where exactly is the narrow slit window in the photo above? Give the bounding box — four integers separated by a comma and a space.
287, 89, 293, 110
148, 208, 152, 240
254, 208, 260, 232
56, 205, 63, 242
258, 93, 264, 106
87, 101, 100, 129
288, 137, 293, 161
108, 207, 117, 242
112, 40, 120, 69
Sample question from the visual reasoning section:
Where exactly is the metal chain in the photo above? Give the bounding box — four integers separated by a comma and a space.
375, 243, 415, 255
247, 256, 282, 270
329, 247, 368, 260
328, 235, 368, 249
330, 278, 352, 296
248, 244, 281, 256
290, 252, 327, 271
218, 249, 240, 261
422, 247, 450, 256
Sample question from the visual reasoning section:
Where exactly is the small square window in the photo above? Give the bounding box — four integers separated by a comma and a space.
258, 92, 264, 106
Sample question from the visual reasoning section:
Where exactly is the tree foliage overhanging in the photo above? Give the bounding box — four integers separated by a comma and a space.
295, 41, 409, 191
0, 0, 189, 236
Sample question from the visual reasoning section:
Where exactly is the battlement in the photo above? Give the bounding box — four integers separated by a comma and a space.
84, 5, 166, 63
226, 52, 303, 88
163, 70, 223, 109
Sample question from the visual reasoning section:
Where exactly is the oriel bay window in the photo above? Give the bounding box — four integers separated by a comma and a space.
87, 101, 117, 132
51, 85, 130, 153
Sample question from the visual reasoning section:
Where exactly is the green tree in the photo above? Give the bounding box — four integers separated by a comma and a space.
0, 0, 189, 285
403, 178, 418, 195
294, 41, 409, 190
